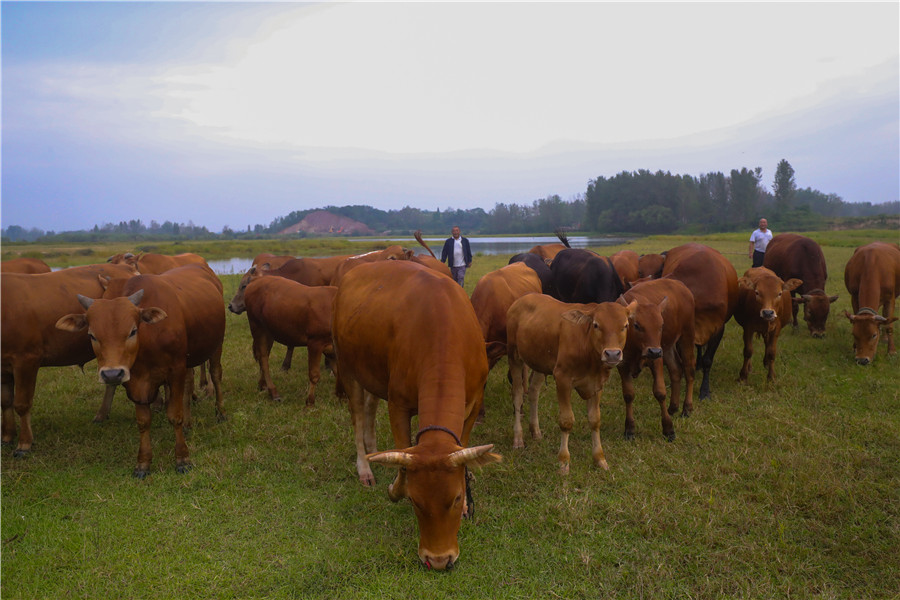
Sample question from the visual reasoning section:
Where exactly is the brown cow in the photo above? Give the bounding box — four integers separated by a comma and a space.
617, 278, 696, 441
228, 267, 337, 406
661, 243, 738, 399
332, 261, 501, 571
734, 267, 802, 383
56, 265, 226, 477
610, 250, 640, 287
638, 253, 666, 279
843, 242, 900, 364
329, 245, 414, 286
506, 294, 635, 473
763, 233, 838, 337
528, 229, 571, 261
470, 262, 543, 368
412, 231, 452, 277
0, 258, 51, 274
108, 251, 210, 274
1, 263, 137, 455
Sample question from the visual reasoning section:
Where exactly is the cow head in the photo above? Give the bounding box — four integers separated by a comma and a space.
228, 266, 262, 314
793, 290, 839, 337
844, 309, 897, 365
563, 300, 636, 367
739, 270, 802, 322
55, 290, 167, 385
367, 442, 501, 571
619, 296, 667, 361
382, 245, 415, 261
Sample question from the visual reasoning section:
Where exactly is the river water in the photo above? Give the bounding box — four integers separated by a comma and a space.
206, 235, 630, 275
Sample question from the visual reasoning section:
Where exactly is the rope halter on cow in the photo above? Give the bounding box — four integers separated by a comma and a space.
414, 424, 476, 518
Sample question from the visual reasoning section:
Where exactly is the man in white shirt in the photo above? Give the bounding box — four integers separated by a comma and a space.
748, 218, 773, 268
440, 226, 473, 287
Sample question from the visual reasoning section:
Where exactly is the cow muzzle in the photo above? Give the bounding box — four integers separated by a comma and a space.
644, 347, 663, 360
421, 552, 456, 571
760, 309, 777, 321
855, 357, 871, 366
99, 367, 129, 384
602, 349, 623, 365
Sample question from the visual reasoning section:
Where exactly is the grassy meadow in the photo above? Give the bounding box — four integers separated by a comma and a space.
2, 230, 898, 599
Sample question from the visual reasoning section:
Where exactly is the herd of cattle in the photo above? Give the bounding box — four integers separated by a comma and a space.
1, 234, 898, 570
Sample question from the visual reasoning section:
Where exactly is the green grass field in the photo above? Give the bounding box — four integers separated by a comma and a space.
2, 231, 898, 599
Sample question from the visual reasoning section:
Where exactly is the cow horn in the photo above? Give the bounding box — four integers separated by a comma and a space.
448, 444, 498, 467
128, 289, 145, 306
77, 294, 94, 310
366, 451, 414, 467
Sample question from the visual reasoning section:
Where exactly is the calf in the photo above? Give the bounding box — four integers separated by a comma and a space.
506, 294, 635, 474
843, 242, 900, 364
610, 250, 640, 288
228, 266, 337, 406
617, 278, 696, 441
734, 267, 802, 383
56, 265, 226, 477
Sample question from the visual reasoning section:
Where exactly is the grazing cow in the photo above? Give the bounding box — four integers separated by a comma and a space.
1, 264, 137, 455
843, 242, 900, 364
0, 258, 51, 274
329, 245, 414, 286
332, 261, 501, 571
251, 253, 295, 270
506, 294, 634, 473
610, 250, 640, 287
470, 262, 542, 368
228, 266, 337, 405
550, 248, 626, 305
661, 243, 738, 400
734, 267, 802, 384
55, 265, 226, 477
508, 252, 554, 295
763, 234, 838, 337
638, 253, 666, 279
108, 251, 210, 274
617, 278, 696, 441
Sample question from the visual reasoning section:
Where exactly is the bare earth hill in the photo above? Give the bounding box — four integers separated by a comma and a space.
278, 210, 375, 235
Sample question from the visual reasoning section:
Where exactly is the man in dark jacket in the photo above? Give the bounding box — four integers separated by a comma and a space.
440, 226, 473, 286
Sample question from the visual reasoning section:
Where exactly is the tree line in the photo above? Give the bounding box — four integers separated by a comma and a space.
3, 160, 897, 243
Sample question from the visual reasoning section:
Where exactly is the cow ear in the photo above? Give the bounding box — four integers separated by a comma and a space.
657, 296, 668, 312
783, 278, 803, 292
561, 309, 591, 326
793, 297, 805, 307
625, 299, 638, 318
367, 450, 414, 468
404, 249, 414, 260
829, 295, 839, 304
97, 274, 111, 290
56, 313, 88, 332
738, 276, 754, 291
448, 444, 502, 468
615, 295, 629, 307
140, 307, 167, 324
842, 310, 855, 322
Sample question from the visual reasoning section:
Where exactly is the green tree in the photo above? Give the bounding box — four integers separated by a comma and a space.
773, 159, 796, 215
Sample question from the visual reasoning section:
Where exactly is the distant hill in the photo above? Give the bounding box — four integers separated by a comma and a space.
278, 210, 375, 235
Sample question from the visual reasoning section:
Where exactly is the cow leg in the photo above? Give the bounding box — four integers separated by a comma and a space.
134, 403, 154, 478
362, 391, 378, 454
697, 326, 725, 400
739, 327, 754, 383
93, 385, 117, 424
305, 343, 324, 407
11, 362, 39, 457
386, 399, 413, 502
884, 298, 896, 355
182, 369, 194, 430
253, 329, 279, 401
585, 388, 609, 471
650, 358, 675, 442
618, 365, 637, 440
791, 292, 800, 329
553, 378, 575, 475
526, 370, 544, 441
197, 361, 211, 398
509, 353, 527, 449
677, 336, 696, 417
166, 371, 192, 473
763, 329, 779, 384
281, 345, 295, 372
208, 345, 226, 422
347, 380, 375, 486
1, 371, 17, 445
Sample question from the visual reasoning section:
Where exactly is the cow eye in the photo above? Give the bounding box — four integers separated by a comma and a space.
633, 322, 642, 332
88, 332, 96, 342
128, 327, 138, 338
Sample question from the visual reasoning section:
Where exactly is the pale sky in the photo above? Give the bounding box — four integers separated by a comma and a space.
2, 2, 898, 233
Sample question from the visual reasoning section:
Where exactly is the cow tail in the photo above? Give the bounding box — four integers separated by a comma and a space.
413, 230, 437, 258
554, 228, 571, 248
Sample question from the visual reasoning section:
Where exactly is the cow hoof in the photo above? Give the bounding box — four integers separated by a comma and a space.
271, 395, 283, 403
665, 432, 676, 442
133, 468, 150, 479
512, 440, 525, 450
92, 417, 107, 425
681, 409, 691, 418
359, 474, 376, 487
176, 462, 193, 474
216, 413, 227, 423
595, 459, 609, 471
559, 463, 570, 475
1, 440, 14, 448
12, 448, 30, 459
624, 431, 635, 441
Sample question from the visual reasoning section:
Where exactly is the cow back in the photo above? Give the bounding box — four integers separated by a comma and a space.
0, 258, 52, 274
550, 248, 626, 304
470, 262, 542, 353
269, 255, 353, 287
844, 242, 900, 309
763, 234, 827, 293
611, 250, 640, 287
508, 253, 553, 294
244, 277, 337, 345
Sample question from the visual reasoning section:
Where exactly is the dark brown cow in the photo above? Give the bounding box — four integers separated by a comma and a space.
611, 250, 640, 287
734, 267, 802, 384
470, 262, 542, 368
638, 253, 666, 279
617, 278, 696, 441
56, 265, 226, 477
506, 294, 634, 473
228, 266, 337, 405
661, 243, 738, 399
508, 253, 554, 294
332, 261, 501, 571
108, 251, 210, 274
763, 233, 838, 337
329, 245, 414, 286
252, 253, 295, 270
0, 258, 51, 274
1, 264, 137, 455
843, 242, 900, 364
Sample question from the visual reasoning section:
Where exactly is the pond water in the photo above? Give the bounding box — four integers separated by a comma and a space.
206, 236, 630, 275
